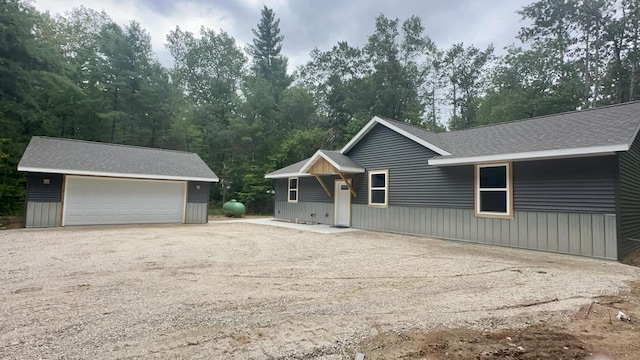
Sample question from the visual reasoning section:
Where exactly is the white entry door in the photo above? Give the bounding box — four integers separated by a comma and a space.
63, 176, 186, 226
334, 180, 351, 227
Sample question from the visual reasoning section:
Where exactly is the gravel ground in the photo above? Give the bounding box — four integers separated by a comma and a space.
1, 223, 639, 359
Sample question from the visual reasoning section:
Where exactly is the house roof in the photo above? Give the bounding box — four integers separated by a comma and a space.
265, 158, 310, 179
18, 136, 219, 182
428, 101, 640, 165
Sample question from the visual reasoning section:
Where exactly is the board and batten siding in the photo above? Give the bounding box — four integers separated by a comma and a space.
346, 124, 474, 208
351, 205, 618, 260
618, 134, 640, 259
186, 181, 209, 224
25, 173, 63, 227
274, 200, 334, 225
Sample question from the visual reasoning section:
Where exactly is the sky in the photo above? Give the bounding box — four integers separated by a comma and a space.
33, 0, 533, 71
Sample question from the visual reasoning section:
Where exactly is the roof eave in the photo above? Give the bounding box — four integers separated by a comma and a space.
427, 144, 629, 166
17, 166, 220, 182
264, 172, 309, 179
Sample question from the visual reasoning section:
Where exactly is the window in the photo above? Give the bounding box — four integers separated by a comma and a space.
288, 177, 298, 203
368, 169, 389, 207
475, 163, 512, 218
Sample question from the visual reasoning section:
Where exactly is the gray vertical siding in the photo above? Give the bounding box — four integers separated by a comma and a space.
514, 157, 617, 214
618, 134, 640, 259
274, 201, 334, 225
351, 205, 617, 260
185, 203, 208, 224
346, 124, 474, 208
25, 202, 61, 228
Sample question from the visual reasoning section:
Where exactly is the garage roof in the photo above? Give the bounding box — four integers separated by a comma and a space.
18, 137, 219, 182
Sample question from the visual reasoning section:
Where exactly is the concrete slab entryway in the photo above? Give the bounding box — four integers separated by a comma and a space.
210, 217, 361, 234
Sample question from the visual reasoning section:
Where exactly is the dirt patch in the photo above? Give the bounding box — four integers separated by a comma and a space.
0, 216, 22, 230
352, 281, 640, 360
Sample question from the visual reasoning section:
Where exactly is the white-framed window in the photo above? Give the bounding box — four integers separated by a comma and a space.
368, 169, 389, 207
288, 177, 298, 203
475, 163, 512, 218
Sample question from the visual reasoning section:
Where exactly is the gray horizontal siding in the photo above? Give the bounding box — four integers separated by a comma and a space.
618, 135, 640, 260
351, 205, 617, 260
274, 177, 335, 203
187, 181, 210, 203
26, 173, 63, 202
25, 202, 61, 228
346, 124, 473, 208
274, 201, 334, 225
514, 157, 617, 214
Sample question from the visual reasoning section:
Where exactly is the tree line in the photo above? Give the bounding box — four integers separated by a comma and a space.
1, 0, 639, 215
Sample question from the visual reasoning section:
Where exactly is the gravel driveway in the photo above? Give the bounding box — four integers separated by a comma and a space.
1, 222, 639, 359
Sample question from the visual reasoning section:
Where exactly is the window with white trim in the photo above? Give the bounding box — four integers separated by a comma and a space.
475, 163, 511, 217
368, 169, 389, 207
288, 177, 298, 203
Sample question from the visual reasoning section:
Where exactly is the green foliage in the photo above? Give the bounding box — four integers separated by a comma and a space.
3, 0, 640, 215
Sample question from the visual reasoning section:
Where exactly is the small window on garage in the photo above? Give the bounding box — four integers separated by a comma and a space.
475, 163, 512, 218
368, 169, 389, 207
288, 177, 298, 203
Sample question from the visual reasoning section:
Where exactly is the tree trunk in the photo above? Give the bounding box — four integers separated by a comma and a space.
584, 31, 591, 108
111, 87, 118, 142
631, 13, 639, 101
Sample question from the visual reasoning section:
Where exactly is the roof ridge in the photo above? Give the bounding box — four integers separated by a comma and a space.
444, 100, 640, 133
33, 136, 195, 155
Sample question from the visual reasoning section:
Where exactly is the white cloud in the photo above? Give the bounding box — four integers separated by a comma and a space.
33, 0, 238, 67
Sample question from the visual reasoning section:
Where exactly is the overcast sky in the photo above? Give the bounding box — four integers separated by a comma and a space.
33, 0, 533, 71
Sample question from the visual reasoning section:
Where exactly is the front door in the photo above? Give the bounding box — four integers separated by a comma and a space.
334, 180, 351, 227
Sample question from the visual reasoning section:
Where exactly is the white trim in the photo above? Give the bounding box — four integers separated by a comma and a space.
340, 116, 451, 156
61, 175, 69, 226
265, 172, 309, 179
288, 177, 299, 203
299, 150, 365, 174
429, 144, 628, 166
475, 163, 511, 217
17, 166, 219, 182
183, 182, 188, 224
334, 179, 352, 227
368, 169, 389, 207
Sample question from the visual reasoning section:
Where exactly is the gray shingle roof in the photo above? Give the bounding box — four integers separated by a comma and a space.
318, 150, 363, 170
18, 137, 218, 181
382, 101, 640, 162
265, 150, 364, 178
265, 158, 309, 178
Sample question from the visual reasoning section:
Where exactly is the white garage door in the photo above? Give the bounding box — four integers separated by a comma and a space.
63, 176, 186, 226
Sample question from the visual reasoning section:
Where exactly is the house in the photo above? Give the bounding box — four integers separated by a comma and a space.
266, 101, 640, 261
18, 137, 218, 227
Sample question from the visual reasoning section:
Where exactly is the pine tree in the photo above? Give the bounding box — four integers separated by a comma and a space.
247, 6, 292, 102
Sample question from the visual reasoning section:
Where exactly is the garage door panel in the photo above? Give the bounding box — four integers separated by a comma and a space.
63, 177, 185, 225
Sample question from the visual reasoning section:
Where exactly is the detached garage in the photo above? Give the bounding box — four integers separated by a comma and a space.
18, 137, 218, 227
